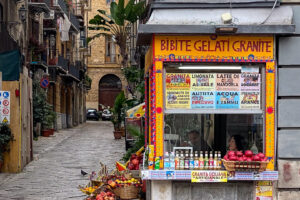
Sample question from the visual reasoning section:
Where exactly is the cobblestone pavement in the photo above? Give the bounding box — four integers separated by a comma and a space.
0, 121, 125, 200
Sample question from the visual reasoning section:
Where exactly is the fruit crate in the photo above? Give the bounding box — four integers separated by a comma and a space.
222, 159, 269, 172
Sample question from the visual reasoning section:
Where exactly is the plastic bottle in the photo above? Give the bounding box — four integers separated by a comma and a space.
170, 151, 175, 170
194, 151, 199, 170
189, 152, 194, 170
184, 151, 189, 170
199, 151, 204, 170
155, 156, 160, 170
179, 151, 185, 170
175, 151, 180, 170
164, 152, 170, 170
204, 151, 209, 170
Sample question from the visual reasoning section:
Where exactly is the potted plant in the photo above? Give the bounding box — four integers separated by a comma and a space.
0, 123, 14, 171
33, 80, 56, 137
111, 91, 126, 139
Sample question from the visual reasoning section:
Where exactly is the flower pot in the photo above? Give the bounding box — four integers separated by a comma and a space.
50, 128, 55, 135
114, 130, 122, 139
120, 127, 125, 137
42, 129, 52, 137
0, 160, 3, 172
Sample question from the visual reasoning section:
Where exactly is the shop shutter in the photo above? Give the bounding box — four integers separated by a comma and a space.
278, 99, 300, 128
278, 68, 300, 96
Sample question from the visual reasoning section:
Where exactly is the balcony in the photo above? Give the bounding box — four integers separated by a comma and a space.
28, 0, 51, 13
48, 53, 69, 72
52, 0, 68, 14
68, 63, 80, 81
105, 54, 118, 63
0, 22, 19, 53
70, 13, 80, 32
30, 50, 48, 70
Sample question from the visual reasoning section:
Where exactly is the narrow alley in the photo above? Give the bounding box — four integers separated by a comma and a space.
0, 121, 124, 200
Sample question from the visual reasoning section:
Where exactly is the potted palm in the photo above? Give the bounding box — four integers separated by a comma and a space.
42, 104, 56, 137
111, 91, 126, 139
0, 123, 14, 171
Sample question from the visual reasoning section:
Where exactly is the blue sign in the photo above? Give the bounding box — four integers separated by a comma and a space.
216, 91, 240, 109
3, 91, 9, 99
40, 77, 50, 89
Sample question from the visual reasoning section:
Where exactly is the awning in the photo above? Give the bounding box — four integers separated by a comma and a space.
126, 103, 145, 118
0, 50, 20, 81
137, 6, 295, 45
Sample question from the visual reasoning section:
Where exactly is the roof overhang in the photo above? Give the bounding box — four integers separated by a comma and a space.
137, 6, 295, 45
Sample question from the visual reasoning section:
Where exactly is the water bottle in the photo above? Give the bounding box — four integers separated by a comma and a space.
169, 151, 175, 170
164, 152, 170, 170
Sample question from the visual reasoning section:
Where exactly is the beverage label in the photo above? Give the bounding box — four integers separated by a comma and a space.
209, 160, 214, 169
170, 161, 175, 169
175, 159, 179, 169
200, 160, 204, 168
180, 160, 184, 169
155, 157, 160, 170
164, 161, 170, 169
189, 160, 194, 169
214, 160, 218, 169
204, 160, 208, 169
194, 160, 199, 169
184, 160, 189, 169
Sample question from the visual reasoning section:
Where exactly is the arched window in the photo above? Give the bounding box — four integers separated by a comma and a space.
99, 74, 122, 89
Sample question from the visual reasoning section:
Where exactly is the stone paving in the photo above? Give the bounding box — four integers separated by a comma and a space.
0, 121, 125, 200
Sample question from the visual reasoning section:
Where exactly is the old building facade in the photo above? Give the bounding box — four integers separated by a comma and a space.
85, 0, 127, 110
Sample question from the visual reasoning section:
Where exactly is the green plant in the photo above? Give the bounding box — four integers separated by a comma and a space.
84, 74, 92, 89
0, 123, 14, 161
33, 80, 56, 132
111, 91, 126, 131
88, 0, 145, 68
122, 125, 144, 162
122, 66, 145, 100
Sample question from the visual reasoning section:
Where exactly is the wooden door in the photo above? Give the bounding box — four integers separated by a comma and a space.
99, 74, 122, 110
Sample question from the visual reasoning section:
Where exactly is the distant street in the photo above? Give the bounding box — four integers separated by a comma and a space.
0, 121, 125, 200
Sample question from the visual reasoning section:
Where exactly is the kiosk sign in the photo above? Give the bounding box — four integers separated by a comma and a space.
191, 170, 227, 183
0, 91, 10, 124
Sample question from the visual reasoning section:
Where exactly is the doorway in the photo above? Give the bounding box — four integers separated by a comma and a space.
99, 74, 122, 110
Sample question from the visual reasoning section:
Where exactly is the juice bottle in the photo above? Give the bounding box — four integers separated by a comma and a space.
175, 151, 180, 170
209, 151, 214, 170
184, 151, 189, 170
199, 151, 204, 170
218, 151, 222, 170
179, 151, 185, 170
189, 152, 194, 170
214, 151, 218, 170
194, 151, 199, 170
204, 151, 208, 170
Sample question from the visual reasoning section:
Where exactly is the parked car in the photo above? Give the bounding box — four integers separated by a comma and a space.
86, 109, 100, 121
102, 109, 112, 121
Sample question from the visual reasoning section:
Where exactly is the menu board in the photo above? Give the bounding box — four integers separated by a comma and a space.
165, 73, 191, 109
165, 72, 261, 110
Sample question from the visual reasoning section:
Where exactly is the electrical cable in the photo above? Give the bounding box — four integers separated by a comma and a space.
260, 0, 278, 25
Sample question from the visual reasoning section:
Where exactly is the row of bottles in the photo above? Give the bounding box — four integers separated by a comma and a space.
164, 150, 222, 170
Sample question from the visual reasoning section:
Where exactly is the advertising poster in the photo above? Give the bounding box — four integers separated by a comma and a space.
240, 73, 260, 91
191, 91, 215, 109
191, 73, 215, 91
240, 92, 260, 109
216, 73, 240, 91
256, 181, 273, 200
216, 91, 240, 109
191, 170, 227, 183
166, 73, 190, 109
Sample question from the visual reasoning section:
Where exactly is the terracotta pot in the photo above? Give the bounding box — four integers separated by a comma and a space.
42, 129, 52, 137
120, 127, 125, 137
0, 160, 3, 172
113, 131, 122, 139
50, 128, 55, 135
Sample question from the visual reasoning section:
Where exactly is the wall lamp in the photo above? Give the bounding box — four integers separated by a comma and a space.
19, 5, 27, 23
215, 25, 238, 34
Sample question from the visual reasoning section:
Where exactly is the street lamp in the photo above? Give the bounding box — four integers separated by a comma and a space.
18, 5, 27, 23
